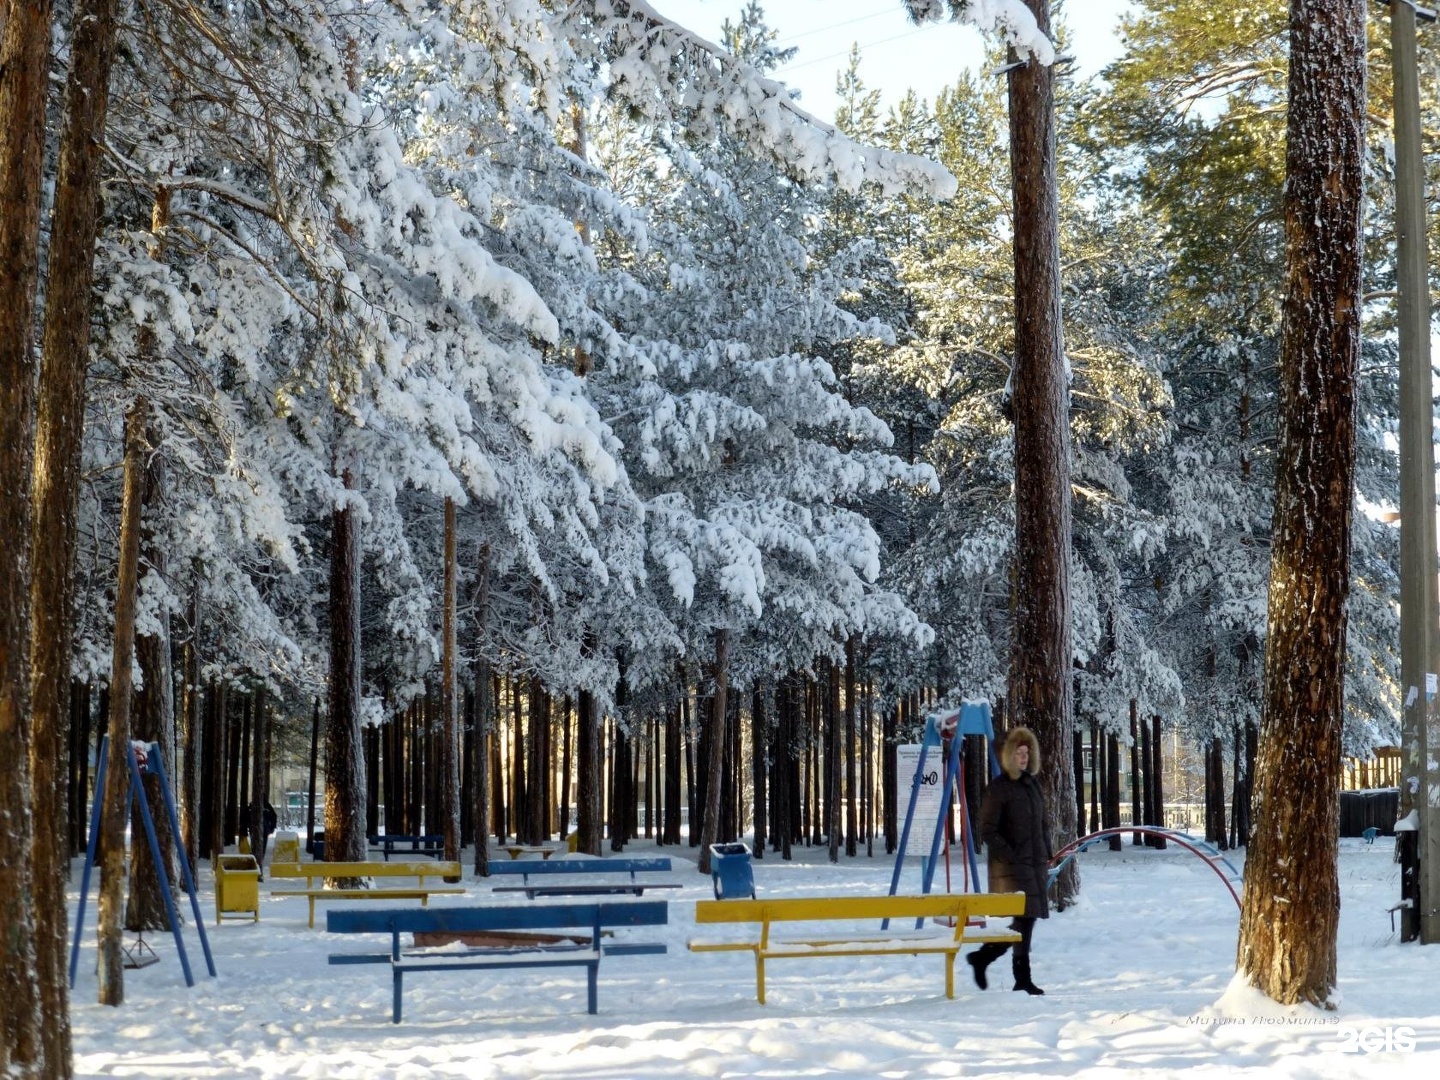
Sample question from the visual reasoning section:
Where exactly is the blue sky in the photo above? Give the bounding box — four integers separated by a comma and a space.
655, 0, 1138, 123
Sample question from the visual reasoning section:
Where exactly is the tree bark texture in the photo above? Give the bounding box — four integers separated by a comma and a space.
1005, 0, 1078, 906
27, 0, 116, 1067
1150, 715, 1165, 848
1236, 0, 1364, 1008
751, 684, 766, 861
577, 686, 602, 855
471, 541, 492, 875
441, 499, 461, 870
180, 587, 201, 875
0, 0, 52, 1070
826, 660, 840, 863
1130, 702, 1142, 845
127, 437, 177, 930
611, 657, 632, 851
206, 683, 229, 859
1105, 733, 1122, 852
664, 698, 682, 845
324, 471, 368, 869
845, 639, 858, 857
698, 630, 729, 875
98, 400, 149, 1007
247, 688, 269, 866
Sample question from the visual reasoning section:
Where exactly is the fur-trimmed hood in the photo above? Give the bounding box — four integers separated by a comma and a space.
1000, 726, 1042, 780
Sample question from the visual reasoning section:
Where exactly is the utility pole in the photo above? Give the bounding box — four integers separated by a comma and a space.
1385, 0, 1439, 944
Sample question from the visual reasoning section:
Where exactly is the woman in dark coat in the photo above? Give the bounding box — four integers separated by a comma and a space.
968, 725, 1049, 995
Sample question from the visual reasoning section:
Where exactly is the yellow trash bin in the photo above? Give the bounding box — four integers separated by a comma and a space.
215, 854, 261, 925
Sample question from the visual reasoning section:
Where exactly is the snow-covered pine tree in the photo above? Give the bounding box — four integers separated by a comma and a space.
582, 3, 941, 865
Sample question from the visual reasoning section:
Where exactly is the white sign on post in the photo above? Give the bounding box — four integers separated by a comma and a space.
896, 744, 946, 855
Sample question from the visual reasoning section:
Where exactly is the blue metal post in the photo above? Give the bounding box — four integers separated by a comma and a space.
68, 739, 111, 988
885, 714, 942, 908
143, 742, 215, 976
126, 744, 195, 987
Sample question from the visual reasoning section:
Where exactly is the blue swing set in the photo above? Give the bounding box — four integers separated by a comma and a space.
885, 700, 1004, 927
69, 736, 217, 989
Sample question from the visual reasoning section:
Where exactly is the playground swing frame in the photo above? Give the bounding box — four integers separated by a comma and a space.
887, 702, 1004, 927
69, 737, 217, 989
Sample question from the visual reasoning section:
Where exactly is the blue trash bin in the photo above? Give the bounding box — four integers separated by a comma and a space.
710, 842, 755, 900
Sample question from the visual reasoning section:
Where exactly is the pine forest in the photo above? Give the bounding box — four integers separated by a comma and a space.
0, 0, 1422, 1070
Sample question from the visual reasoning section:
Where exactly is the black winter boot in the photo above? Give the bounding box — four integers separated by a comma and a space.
967, 944, 1006, 990
1012, 953, 1044, 995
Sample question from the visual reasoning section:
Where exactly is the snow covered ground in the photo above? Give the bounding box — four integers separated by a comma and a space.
68, 834, 1440, 1078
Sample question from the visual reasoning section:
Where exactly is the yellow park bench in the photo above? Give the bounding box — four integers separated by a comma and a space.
689, 892, 1025, 1004
270, 860, 466, 928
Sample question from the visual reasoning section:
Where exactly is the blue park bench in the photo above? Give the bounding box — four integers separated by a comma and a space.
368, 833, 445, 860
326, 900, 669, 1021
485, 855, 680, 899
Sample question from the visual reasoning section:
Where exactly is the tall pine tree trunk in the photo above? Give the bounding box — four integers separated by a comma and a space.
698, 630, 729, 875
247, 688, 269, 865
826, 660, 841, 863
0, 0, 53, 1069
1236, 0, 1364, 1008
179, 585, 202, 875
471, 542, 492, 875
27, 0, 118, 1067
30, 0, 118, 1065
611, 656, 631, 851
576, 657, 603, 856
324, 469, 367, 871
752, 684, 767, 861
98, 400, 149, 1007
441, 498, 461, 871
126, 434, 177, 931
845, 639, 858, 857
664, 697, 682, 845
1005, 0, 1078, 906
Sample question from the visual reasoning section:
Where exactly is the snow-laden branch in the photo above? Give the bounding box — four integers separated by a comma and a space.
903, 0, 1057, 66
577, 1, 959, 197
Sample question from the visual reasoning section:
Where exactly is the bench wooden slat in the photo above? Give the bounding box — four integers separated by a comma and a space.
485, 857, 678, 899
688, 892, 1026, 1004
764, 943, 958, 959
273, 885, 467, 927
269, 860, 461, 881
325, 900, 669, 1022
327, 900, 668, 934
960, 928, 1024, 943
395, 948, 601, 970
329, 941, 668, 965
693, 892, 1022, 924
493, 882, 683, 898
484, 857, 672, 877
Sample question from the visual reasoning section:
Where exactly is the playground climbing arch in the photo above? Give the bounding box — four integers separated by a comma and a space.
1046, 827, 1244, 910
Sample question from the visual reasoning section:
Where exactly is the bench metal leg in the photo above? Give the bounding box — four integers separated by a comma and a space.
309, 897, 317, 929
755, 952, 766, 1005
587, 961, 599, 1014
945, 953, 956, 999
393, 968, 403, 1023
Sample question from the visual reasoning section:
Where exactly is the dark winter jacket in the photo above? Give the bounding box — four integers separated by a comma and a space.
980, 726, 1051, 919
